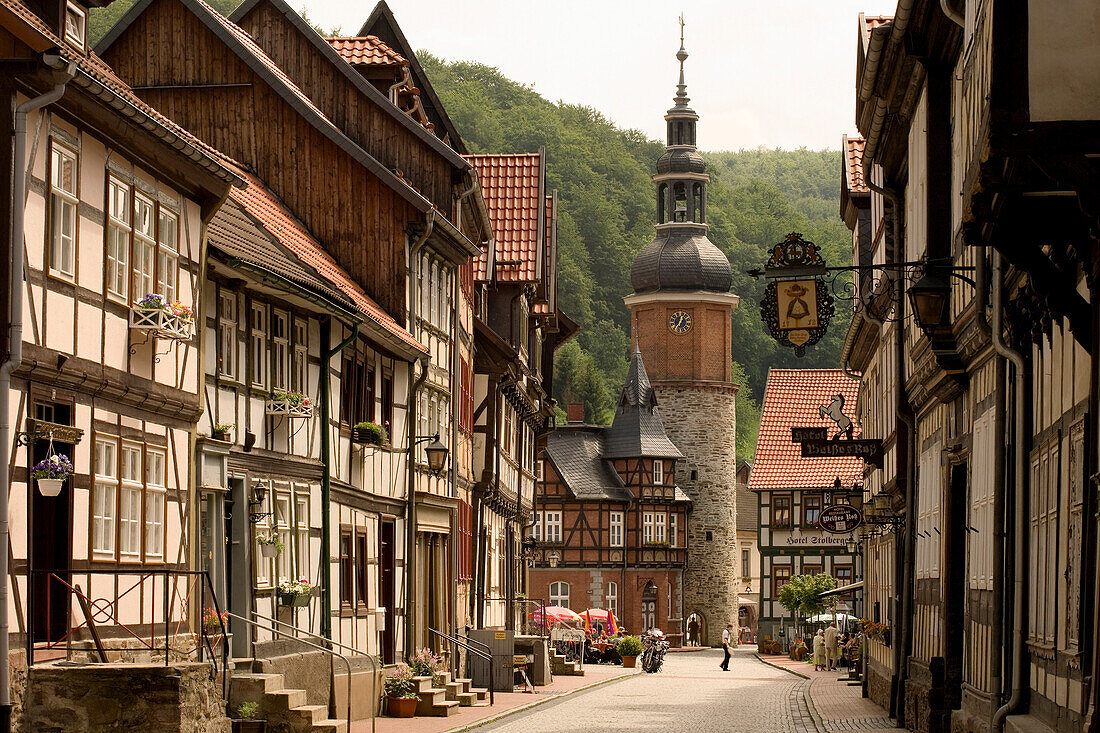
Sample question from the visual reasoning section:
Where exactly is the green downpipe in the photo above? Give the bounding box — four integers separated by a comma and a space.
321, 318, 359, 640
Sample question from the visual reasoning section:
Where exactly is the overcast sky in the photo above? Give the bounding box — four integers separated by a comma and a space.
304, 0, 899, 151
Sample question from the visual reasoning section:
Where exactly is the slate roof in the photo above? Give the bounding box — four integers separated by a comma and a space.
748, 369, 864, 491
325, 35, 407, 66
1, 0, 237, 187
844, 136, 869, 194
603, 349, 684, 459
736, 483, 758, 534
544, 429, 633, 502
212, 161, 425, 355
466, 153, 543, 283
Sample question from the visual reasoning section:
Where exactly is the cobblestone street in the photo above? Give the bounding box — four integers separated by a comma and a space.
479, 647, 813, 733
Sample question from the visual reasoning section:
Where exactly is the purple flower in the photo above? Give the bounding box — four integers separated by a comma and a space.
32, 454, 74, 480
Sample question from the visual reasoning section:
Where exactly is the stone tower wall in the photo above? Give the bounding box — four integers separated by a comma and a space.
653, 381, 738, 647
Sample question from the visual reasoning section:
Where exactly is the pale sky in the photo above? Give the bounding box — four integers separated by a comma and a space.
303, 0, 899, 151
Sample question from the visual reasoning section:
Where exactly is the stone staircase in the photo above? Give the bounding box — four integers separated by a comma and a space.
549, 648, 584, 676
412, 673, 461, 717
445, 675, 491, 707
230, 657, 347, 732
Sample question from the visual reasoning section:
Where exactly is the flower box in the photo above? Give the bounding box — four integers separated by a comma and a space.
351, 422, 387, 446
277, 590, 312, 607
265, 390, 313, 419
130, 294, 194, 341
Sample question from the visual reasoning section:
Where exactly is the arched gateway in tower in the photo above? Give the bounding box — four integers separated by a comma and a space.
623, 34, 740, 647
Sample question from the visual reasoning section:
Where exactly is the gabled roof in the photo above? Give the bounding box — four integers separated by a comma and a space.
544, 428, 633, 502
1, 0, 237, 190
466, 152, 545, 283
736, 482, 758, 534
325, 35, 406, 67
212, 160, 426, 357
226, 0, 468, 170
95, 0, 438, 211
359, 0, 466, 153
603, 349, 683, 459
748, 369, 864, 491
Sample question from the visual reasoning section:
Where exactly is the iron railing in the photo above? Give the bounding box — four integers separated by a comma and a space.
429, 627, 494, 706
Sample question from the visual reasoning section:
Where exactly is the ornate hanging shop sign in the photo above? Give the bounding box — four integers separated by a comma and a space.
818, 504, 864, 534
754, 233, 835, 357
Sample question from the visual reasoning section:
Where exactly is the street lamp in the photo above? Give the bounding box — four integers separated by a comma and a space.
410, 433, 449, 476
908, 267, 951, 335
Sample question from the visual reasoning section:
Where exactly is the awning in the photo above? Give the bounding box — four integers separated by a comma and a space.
738, 596, 758, 605
818, 580, 864, 597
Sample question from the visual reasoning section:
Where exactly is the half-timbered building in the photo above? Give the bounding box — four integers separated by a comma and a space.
531, 349, 690, 641
749, 369, 864, 646
0, 0, 238, 676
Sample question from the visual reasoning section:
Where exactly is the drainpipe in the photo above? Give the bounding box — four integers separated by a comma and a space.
991, 252, 1026, 733
2, 63, 75, 733
448, 240, 459, 637
320, 320, 359, 641
404, 216, 434, 655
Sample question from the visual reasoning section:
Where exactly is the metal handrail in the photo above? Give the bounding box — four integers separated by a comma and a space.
428, 627, 494, 706
249, 611, 377, 733
226, 612, 352, 728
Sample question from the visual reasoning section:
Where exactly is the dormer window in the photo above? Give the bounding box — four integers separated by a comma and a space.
64, 3, 86, 51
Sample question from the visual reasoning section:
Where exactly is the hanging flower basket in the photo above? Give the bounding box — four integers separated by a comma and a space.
32, 453, 73, 497
257, 532, 283, 558
277, 579, 313, 607
130, 294, 194, 341
265, 389, 313, 418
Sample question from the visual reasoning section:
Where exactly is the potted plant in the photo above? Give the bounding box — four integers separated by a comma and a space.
616, 635, 643, 668
408, 647, 442, 681
384, 664, 418, 718
31, 453, 73, 497
230, 701, 265, 732
351, 421, 387, 446
212, 423, 233, 442
266, 389, 313, 418
256, 532, 283, 559
277, 578, 313, 607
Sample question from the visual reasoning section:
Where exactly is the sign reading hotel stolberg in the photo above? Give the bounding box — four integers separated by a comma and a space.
769, 530, 851, 547
818, 504, 864, 534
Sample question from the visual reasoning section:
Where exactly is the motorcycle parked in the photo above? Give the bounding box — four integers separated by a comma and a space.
641, 628, 669, 673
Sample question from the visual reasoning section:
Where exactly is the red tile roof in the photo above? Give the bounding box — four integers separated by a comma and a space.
1, 0, 235, 185
845, 136, 869, 194
224, 160, 425, 354
861, 14, 892, 41
748, 369, 864, 491
326, 36, 407, 67
466, 153, 543, 282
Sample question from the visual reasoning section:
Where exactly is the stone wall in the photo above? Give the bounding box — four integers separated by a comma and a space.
21, 662, 230, 733
865, 657, 894, 715
654, 382, 739, 647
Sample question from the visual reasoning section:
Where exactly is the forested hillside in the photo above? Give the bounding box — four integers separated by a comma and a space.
424, 57, 851, 460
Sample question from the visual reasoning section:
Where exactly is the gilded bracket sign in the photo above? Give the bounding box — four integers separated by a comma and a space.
753, 233, 835, 357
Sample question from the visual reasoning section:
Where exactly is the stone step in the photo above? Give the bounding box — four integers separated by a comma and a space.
231, 672, 286, 698
415, 697, 461, 717
454, 677, 473, 693
470, 687, 489, 701
267, 688, 309, 711
231, 657, 256, 673
312, 720, 348, 733
455, 691, 477, 706
445, 681, 464, 701
287, 704, 328, 727
413, 676, 437, 694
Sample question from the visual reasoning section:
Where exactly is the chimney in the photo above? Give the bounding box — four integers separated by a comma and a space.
566, 403, 584, 423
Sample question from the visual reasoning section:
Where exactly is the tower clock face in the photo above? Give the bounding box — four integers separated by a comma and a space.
668, 310, 692, 335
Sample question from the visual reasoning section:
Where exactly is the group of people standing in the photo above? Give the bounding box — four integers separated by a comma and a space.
811, 622, 857, 671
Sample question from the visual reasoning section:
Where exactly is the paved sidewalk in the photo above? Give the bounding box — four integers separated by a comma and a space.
757, 654, 897, 732
358, 663, 638, 733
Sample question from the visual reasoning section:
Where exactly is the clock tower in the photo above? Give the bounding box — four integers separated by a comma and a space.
624, 31, 740, 647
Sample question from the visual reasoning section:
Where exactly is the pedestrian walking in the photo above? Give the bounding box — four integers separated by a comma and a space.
720, 623, 733, 671
688, 615, 700, 647
824, 622, 840, 671
812, 629, 827, 671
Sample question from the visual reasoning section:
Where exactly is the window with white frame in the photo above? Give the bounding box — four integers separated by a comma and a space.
93, 437, 118, 558
64, 2, 85, 49
156, 208, 178, 303
272, 310, 289, 390
669, 513, 677, 547
274, 491, 292, 584
49, 142, 77, 278
145, 448, 166, 560
118, 444, 143, 559
544, 511, 561, 544
643, 512, 655, 544
606, 581, 618, 617
532, 511, 542, 542
652, 460, 663, 485
106, 178, 130, 300
609, 511, 623, 547
655, 513, 666, 544
132, 193, 156, 300
219, 291, 237, 379
295, 491, 309, 582
293, 319, 308, 392
549, 581, 569, 607
251, 303, 267, 387
968, 411, 995, 590
535, 459, 544, 481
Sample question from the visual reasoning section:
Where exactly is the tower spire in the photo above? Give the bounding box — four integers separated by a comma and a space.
675, 15, 690, 107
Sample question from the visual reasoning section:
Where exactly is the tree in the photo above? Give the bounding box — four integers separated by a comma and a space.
776, 574, 839, 618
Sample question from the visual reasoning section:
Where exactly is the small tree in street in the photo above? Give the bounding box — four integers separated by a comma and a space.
777, 573, 838, 618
